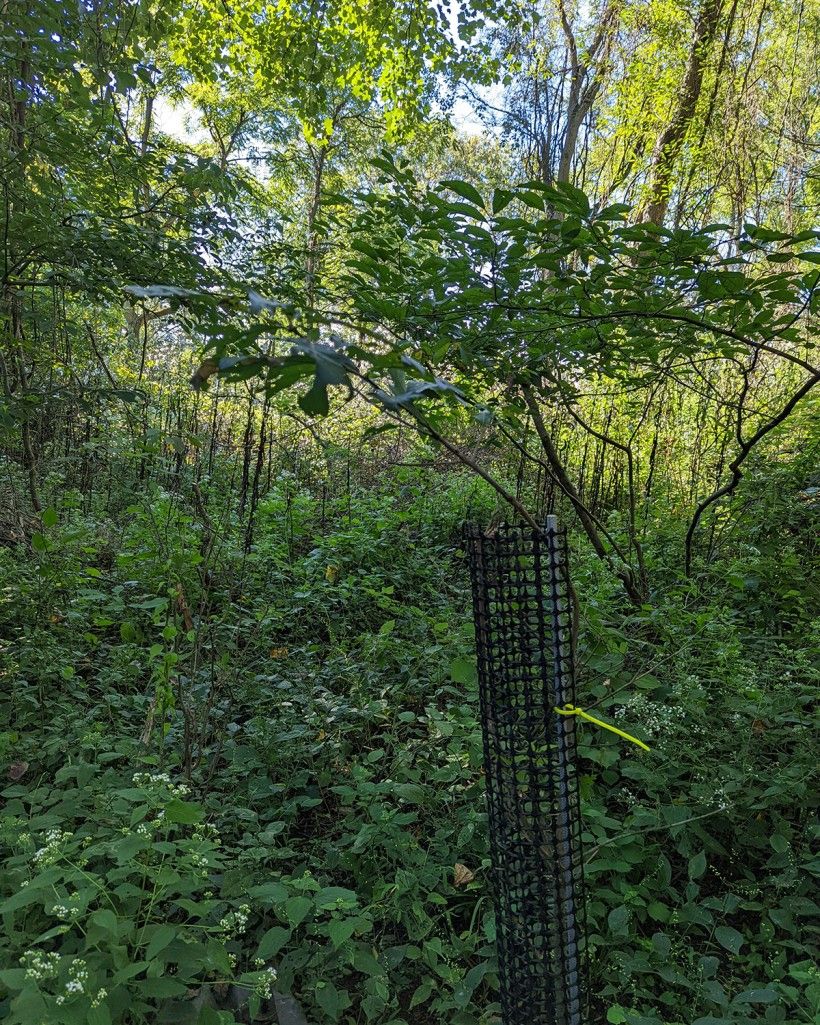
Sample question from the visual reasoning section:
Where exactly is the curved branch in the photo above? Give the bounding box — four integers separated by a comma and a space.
684, 370, 819, 574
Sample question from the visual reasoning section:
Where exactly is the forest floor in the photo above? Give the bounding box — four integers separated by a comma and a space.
1, 468, 818, 1025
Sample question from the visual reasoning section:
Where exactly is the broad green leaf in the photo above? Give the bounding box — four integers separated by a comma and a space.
440, 180, 484, 208
327, 917, 359, 948
450, 658, 477, 686
315, 886, 357, 909
284, 895, 313, 927
714, 925, 744, 955
732, 988, 778, 1004
135, 976, 189, 998
492, 189, 514, 213
88, 1004, 113, 1025
607, 906, 629, 934
315, 979, 343, 1020
249, 882, 290, 905
257, 926, 291, 958
145, 923, 178, 960
164, 799, 204, 824
651, 932, 670, 959
689, 850, 707, 879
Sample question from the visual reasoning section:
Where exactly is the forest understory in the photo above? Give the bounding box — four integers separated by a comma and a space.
1, 0, 819, 1023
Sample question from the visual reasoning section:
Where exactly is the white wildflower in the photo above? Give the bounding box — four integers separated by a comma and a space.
32, 828, 72, 865
219, 904, 251, 935
20, 950, 61, 981
256, 966, 278, 999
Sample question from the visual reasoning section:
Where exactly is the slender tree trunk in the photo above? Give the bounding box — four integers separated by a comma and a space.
637, 0, 721, 224
555, 0, 621, 184
523, 387, 645, 604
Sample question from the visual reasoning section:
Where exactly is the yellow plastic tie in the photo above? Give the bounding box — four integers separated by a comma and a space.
555, 703, 650, 752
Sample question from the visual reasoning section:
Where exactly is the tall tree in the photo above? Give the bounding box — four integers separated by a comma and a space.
636, 0, 722, 224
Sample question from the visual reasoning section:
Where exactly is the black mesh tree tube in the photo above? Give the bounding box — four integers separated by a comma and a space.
465, 519, 587, 1025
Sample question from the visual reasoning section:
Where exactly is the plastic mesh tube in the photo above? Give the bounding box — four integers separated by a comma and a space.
465, 521, 587, 1025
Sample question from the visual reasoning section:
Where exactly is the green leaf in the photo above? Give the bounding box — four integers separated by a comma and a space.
315, 979, 346, 1021
689, 850, 707, 879
315, 886, 358, 909
608, 906, 629, 934
112, 962, 150, 985
293, 342, 354, 417
732, 988, 778, 1004
31, 532, 47, 551
164, 799, 204, 824
555, 179, 592, 214
248, 882, 290, 905
714, 925, 744, 955
450, 658, 477, 686
599, 203, 631, 221
352, 946, 384, 976
42, 507, 58, 528
788, 961, 817, 983
453, 961, 489, 1007
111, 832, 150, 864
89, 908, 119, 938
197, 1008, 231, 1025
607, 1008, 627, 1024
145, 924, 178, 961
375, 377, 463, 409
699, 956, 719, 978
440, 180, 484, 208
746, 225, 793, 242
0, 969, 27, 989
284, 895, 313, 927
135, 977, 189, 998
88, 1003, 113, 1025
257, 926, 291, 958
651, 932, 671, 959
703, 980, 728, 1007
492, 189, 514, 214
327, 917, 359, 949
409, 980, 433, 1009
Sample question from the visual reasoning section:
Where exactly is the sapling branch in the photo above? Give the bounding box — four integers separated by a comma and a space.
684, 369, 820, 574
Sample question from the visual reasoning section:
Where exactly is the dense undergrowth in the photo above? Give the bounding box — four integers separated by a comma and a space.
1, 458, 818, 1025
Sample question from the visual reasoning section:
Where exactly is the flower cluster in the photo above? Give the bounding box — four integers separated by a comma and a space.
193, 821, 221, 844
132, 771, 189, 798
50, 897, 81, 920
612, 694, 689, 739
21, 950, 61, 981
32, 828, 73, 866
90, 987, 107, 1008
54, 958, 89, 1005
256, 966, 278, 999
134, 814, 167, 838
219, 904, 251, 936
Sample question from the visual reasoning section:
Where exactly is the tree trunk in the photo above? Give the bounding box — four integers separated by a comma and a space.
638, 0, 721, 224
